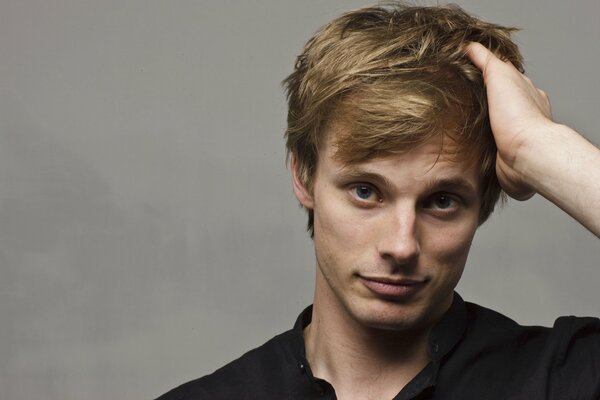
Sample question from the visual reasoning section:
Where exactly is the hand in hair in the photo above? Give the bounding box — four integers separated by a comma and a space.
466, 42, 600, 237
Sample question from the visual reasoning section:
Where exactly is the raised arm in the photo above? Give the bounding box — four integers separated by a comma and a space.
465, 42, 600, 237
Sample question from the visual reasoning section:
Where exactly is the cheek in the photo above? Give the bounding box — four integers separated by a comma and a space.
313, 188, 367, 248
424, 218, 478, 267
312, 189, 378, 277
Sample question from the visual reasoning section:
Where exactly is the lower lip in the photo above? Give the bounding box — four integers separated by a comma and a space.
360, 278, 425, 298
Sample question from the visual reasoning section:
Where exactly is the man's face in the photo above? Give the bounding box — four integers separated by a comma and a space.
293, 125, 481, 332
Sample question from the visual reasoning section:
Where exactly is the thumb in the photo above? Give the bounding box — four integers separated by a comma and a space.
464, 42, 495, 74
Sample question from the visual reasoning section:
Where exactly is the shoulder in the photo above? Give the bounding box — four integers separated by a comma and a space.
462, 301, 600, 352
155, 329, 301, 400
464, 300, 600, 339
463, 301, 544, 338
450, 301, 600, 397
541, 315, 600, 386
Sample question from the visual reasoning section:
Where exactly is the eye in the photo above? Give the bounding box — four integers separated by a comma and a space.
349, 184, 381, 204
424, 193, 461, 212
432, 194, 456, 209
355, 185, 374, 200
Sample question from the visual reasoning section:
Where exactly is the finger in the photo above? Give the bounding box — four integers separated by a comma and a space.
464, 42, 495, 73
465, 42, 521, 81
537, 88, 547, 99
541, 91, 553, 119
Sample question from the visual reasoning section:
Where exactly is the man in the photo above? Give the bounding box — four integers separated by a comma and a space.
158, 3, 600, 399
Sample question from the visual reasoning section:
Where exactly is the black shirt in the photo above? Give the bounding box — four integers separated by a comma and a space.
156, 293, 600, 399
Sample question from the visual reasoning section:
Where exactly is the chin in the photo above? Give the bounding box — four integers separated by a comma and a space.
349, 300, 431, 332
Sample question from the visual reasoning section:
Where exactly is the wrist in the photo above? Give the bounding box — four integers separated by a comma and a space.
509, 121, 568, 193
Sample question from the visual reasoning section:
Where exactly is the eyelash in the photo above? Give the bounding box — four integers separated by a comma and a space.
349, 184, 382, 205
348, 185, 463, 214
424, 193, 461, 210
422, 193, 466, 220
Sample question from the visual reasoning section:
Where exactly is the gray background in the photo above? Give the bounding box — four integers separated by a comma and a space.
1, 0, 598, 399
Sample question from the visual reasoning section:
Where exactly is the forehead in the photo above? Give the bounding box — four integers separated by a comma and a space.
325, 116, 476, 168
321, 109, 479, 166
318, 124, 481, 193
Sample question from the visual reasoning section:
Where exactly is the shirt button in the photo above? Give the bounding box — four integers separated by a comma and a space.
299, 363, 306, 374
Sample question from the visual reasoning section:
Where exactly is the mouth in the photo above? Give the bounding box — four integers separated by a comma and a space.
359, 275, 427, 299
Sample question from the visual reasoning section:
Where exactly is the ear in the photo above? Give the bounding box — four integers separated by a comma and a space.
290, 153, 314, 209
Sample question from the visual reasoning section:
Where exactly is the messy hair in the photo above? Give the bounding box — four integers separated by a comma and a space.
284, 2, 523, 236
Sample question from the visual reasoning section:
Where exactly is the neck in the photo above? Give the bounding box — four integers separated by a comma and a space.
304, 284, 435, 399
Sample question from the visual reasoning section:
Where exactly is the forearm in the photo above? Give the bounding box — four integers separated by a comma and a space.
516, 123, 600, 237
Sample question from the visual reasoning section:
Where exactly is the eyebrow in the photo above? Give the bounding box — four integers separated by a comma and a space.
336, 168, 397, 193
423, 177, 478, 196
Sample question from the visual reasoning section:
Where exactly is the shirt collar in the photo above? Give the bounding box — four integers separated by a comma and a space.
428, 292, 468, 362
290, 304, 312, 363
288, 292, 468, 375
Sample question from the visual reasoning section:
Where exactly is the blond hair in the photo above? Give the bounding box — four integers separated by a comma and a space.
284, 3, 523, 235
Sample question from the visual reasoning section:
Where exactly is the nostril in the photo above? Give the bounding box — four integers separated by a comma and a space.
381, 253, 420, 274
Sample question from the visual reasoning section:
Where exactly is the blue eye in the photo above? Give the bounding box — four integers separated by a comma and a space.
354, 185, 374, 200
348, 184, 381, 207
434, 194, 455, 209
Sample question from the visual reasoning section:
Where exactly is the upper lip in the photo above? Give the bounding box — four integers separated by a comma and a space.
359, 276, 426, 285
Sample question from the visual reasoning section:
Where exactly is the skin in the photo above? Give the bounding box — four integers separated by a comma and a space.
286, 42, 600, 400
292, 130, 481, 399
466, 42, 600, 236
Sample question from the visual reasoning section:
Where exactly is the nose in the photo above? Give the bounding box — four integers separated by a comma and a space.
377, 205, 420, 266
